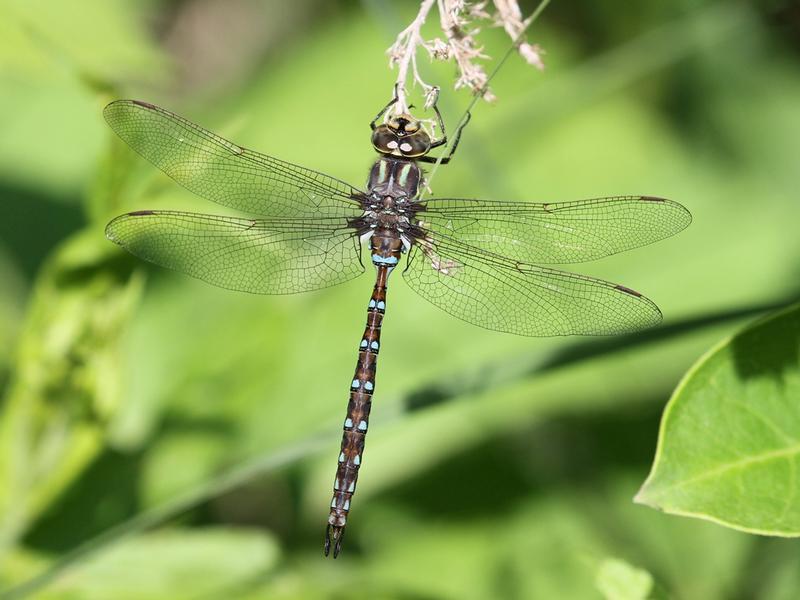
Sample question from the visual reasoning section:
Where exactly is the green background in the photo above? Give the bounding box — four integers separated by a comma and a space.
1, 0, 799, 598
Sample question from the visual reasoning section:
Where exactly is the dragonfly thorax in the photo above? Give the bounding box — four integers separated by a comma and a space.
367, 156, 422, 201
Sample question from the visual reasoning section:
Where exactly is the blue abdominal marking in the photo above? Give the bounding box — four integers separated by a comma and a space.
344, 418, 353, 428
357, 420, 367, 431
364, 381, 374, 392
370, 341, 379, 350
376, 300, 386, 311
371, 254, 399, 266
351, 379, 359, 389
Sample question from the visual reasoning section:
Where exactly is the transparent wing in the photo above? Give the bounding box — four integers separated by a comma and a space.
104, 100, 364, 219
402, 233, 662, 336
416, 196, 691, 264
106, 211, 365, 294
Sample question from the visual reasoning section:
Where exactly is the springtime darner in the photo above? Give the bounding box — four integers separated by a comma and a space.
103, 94, 690, 558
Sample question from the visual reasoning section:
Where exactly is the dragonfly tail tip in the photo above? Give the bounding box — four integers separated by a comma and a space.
324, 524, 345, 558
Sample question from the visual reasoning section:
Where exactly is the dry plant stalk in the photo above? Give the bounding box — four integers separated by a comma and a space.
387, 0, 545, 113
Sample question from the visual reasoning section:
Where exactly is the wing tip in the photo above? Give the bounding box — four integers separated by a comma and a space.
105, 210, 156, 245
613, 283, 664, 333
104, 220, 121, 245
103, 99, 158, 126
640, 196, 693, 229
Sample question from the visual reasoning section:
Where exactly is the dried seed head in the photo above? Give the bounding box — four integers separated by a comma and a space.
386, 0, 545, 111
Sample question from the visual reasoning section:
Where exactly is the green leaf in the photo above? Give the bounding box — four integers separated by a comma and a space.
35, 528, 278, 600
595, 557, 654, 600
636, 303, 800, 536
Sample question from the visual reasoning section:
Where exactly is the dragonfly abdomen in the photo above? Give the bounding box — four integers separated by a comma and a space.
325, 232, 401, 558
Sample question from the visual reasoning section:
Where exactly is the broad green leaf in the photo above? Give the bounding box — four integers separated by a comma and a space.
31, 528, 278, 600
595, 557, 653, 600
636, 303, 800, 535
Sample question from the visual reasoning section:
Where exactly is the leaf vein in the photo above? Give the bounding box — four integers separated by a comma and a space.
664, 443, 800, 492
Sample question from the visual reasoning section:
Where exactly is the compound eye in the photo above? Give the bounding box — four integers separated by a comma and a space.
371, 125, 399, 153
399, 131, 431, 157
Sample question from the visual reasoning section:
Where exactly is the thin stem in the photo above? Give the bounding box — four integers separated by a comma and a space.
389, 0, 437, 113
421, 0, 552, 197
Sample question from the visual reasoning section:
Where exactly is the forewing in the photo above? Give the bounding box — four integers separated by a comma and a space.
417, 196, 691, 264
103, 100, 364, 219
106, 211, 365, 294
402, 234, 662, 336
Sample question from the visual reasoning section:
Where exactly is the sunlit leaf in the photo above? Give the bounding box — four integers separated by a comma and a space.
37, 528, 278, 600
595, 557, 654, 600
636, 303, 800, 536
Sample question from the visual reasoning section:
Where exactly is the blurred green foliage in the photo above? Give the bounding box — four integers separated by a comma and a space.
1, 0, 800, 598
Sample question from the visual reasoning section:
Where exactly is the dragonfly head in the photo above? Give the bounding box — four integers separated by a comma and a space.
372, 113, 432, 158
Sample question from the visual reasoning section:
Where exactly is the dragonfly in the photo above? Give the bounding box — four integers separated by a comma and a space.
103, 94, 690, 558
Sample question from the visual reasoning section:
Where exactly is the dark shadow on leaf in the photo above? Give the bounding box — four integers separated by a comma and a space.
730, 302, 800, 381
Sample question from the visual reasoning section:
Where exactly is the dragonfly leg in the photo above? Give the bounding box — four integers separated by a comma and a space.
370, 85, 400, 130
427, 87, 448, 149
420, 108, 472, 165
417, 112, 472, 165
